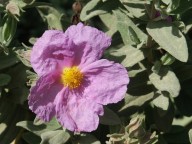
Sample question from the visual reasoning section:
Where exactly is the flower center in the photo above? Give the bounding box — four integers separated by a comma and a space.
61, 66, 83, 89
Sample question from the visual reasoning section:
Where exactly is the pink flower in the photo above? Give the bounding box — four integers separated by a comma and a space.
29, 23, 129, 132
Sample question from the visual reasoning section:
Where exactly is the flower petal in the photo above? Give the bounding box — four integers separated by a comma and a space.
28, 72, 63, 121
55, 89, 104, 132
81, 59, 129, 105
65, 23, 111, 67
31, 30, 75, 76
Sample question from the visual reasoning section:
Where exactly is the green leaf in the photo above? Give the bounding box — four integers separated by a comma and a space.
0, 98, 26, 144
173, 116, 192, 127
119, 0, 150, 20
73, 134, 101, 144
153, 92, 169, 111
162, 0, 171, 5
161, 53, 175, 65
9, 86, 29, 104
114, 10, 147, 45
40, 130, 70, 144
119, 70, 155, 113
1, 14, 17, 46
189, 129, 192, 144
7, 64, 27, 88
109, 45, 146, 67
120, 92, 154, 112
99, 12, 117, 36
147, 21, 188, 62
37, 6, 63, 30
0, 52, 19, 70
0, 74, 11, 86
153, 101, 174, 132
171, 0, 192, 14
0, 4, 5, 12
100, 107, 121, 125
17, 118, 61, 136
149, 66, 180, 97
80, 0, 120, 21
11, 0, 35, 8
166, 0, 180, 13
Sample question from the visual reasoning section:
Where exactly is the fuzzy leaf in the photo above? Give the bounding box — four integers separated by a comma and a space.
99, 12, 117, 36
119, 0, 150, 20
40, 130, 70, 144
0, 52, 19, 70
189, 129, 192, 144
166, 0, 180, 13
109, 45, 146, 67
153, 93, 169, 111
172, 0, 192, 14
17, 118, 61, 136
114, 10, 147, 45
11, 0, 35, 8
73, 134, 101, 144
100, 107, 121, 125
153, 101, 174, 132
37, 6, 63, 30
0, 99, 26, 144
80, 0, 120, 21
149, 66, 180, 98
120, 92, 154, 113
147, 21, 188, 62
119, 70, 154, 112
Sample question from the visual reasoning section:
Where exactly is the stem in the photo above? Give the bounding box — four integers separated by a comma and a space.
145, 0, 156, 63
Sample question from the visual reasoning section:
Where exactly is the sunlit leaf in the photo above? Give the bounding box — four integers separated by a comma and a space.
40, 130, 70, 144
114, 10, 147, 45
147, 21, 188, 62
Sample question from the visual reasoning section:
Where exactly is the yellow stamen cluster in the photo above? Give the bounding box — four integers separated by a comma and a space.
61, 66, 83, 89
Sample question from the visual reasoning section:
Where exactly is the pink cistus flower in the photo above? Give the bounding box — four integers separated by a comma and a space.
29, 23, 129, 132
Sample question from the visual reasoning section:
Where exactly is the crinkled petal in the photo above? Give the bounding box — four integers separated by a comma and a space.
31, 30, 75, 76
65, 23, 111, 67
28, 72, 63, 121
55, 89, 104, 132
81, 59, 129, 105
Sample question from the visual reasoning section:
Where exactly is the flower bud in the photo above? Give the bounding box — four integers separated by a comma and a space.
126, 116, 146, 139
6, 1, 20, 16
72, 1, 82, 13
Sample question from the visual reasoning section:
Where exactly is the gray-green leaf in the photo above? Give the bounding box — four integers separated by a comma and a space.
37, 6, 63, 30
73, 134, 101, 144
40, 130, 70, 144
114, 10, 147, 45
109, 45, 146, 67
80, 0, 119, 21
153, 93, 169, 111
149, 66, 180, 97
100, 107, 121, 125
189, 129, 192, 144
119, 0, 150, 20
17, 118, 61, 136
147, 21, 188, 62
